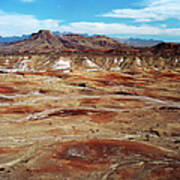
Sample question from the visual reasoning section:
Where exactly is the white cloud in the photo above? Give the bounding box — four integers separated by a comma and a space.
0, 10, 61, 36
60, 22, 180, 36
20, 0, 35, 2
101, 0, 180, 22
0, 10, 180, 38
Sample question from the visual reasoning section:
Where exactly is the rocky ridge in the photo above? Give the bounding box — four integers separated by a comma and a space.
0, 30, 180, 57
0, 30, 126, 54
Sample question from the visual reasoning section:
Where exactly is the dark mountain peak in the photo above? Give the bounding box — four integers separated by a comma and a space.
30, 30, 54, 40
38, 30, 51, 34
154, 42, 179, 49
148, 42, 180, 57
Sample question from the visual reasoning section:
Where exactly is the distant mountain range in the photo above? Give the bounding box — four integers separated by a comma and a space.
0, 31, 168, 48
0, 30, 180, 57
0, 32, 91, 45
0, 34, 30, 44
114, 38, 163, 47
0, 30, 127, 54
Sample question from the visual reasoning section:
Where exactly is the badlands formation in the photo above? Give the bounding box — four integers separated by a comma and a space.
0, 31, 180, 179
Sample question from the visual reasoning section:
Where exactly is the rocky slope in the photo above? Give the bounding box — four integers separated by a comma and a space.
0, 54, 179, 73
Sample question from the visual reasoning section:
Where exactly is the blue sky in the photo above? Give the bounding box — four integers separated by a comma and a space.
0, 0, 180, 41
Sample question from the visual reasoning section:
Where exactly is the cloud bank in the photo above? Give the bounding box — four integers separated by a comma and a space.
60, 22, 180, 36
0, 8, 180, 39
101, 0, 180, 22
0, 10, 60, 36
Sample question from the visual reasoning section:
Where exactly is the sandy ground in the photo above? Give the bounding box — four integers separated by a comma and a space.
0, 55, 180, 179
